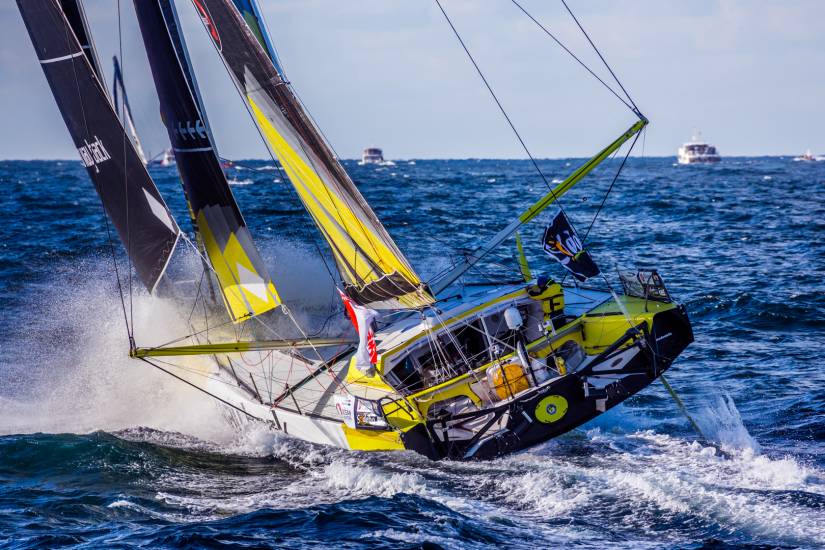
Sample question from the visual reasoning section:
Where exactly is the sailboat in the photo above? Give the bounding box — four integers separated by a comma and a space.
147, 148, 177, 167
17, 0, 692, 460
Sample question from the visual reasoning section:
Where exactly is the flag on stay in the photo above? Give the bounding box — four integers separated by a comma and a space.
338, 289, 379, 370
542, 211, 600, 282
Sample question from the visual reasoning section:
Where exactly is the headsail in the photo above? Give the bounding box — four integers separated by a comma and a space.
17, 0, 180, 292
134, 0, 280, 321
112, 56, 148, 165
190, 0, 434, 310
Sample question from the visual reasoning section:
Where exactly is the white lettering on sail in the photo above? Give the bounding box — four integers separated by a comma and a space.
175, 120, 206, 141
77, 136, 111, 169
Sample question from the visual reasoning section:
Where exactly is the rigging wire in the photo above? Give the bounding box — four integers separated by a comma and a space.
433, 0, 569, 209
64, 2, 133, 341
559, 0, 640, 114
557, 133, 639, 288
509, 0, 637, 115
116, 0, 135, 341
172, 230, 351, 396
580, 131, 640, 244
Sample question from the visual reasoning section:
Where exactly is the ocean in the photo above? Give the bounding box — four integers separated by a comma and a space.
0, 157, 823, 549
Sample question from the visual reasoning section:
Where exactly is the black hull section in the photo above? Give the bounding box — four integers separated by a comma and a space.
402, 305, 693, 460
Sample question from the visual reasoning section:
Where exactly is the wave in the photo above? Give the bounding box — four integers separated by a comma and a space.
3, 407, 824, 548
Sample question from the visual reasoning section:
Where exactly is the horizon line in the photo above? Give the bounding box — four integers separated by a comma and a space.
0, 153, 814, 162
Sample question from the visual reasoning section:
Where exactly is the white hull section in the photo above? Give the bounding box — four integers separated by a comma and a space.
145, 353, 352, 449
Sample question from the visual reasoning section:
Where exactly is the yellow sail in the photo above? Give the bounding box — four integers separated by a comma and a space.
136, 0, 280, 322
191, 0, 434, 310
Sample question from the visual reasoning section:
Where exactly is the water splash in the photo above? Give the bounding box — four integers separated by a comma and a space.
695, 393, 760, 452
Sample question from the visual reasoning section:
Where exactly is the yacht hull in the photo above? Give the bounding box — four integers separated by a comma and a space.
401, 305, 693, 460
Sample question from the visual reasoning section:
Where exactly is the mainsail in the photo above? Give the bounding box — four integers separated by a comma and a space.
134, 0, 280, 321
190, 0, 434, 310
17, 0, 180, 291
229, 0, 285, 76
112, 56, 148, 165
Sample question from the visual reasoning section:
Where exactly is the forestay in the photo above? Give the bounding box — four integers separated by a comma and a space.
190, 0, 434, 310
17, 0, 180, 292
135, 0, 281, 322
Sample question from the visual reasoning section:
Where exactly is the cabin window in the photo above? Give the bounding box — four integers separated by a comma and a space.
439, 319, 489, 372
483, 310, 521, 359
387, 319, 489, 393
387, 355, 425, 394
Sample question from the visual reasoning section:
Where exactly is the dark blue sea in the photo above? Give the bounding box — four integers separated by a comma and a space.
0, 156, 823, 549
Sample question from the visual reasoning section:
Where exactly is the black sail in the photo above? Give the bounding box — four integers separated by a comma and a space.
17, 0, 180, 291
133, 0, 280, 321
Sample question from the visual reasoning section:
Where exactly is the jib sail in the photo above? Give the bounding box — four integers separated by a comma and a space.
190, 0, 434, 310
135, 0, 280, 321
17, 0, 180, 292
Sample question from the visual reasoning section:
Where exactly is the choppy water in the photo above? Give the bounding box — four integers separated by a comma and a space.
0, 157, 823, 549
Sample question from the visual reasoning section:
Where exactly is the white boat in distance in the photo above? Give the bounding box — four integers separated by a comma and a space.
148, 148, 176, 167
359, 147, 394, 166
677, 131, 721, 164
793, 149, 824, 162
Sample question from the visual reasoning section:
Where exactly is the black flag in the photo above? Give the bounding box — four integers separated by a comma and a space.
542, 211, 600, 282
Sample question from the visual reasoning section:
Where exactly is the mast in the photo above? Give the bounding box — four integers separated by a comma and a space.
112, 56, 148, 165
429, 119, 647, 296
189, 0, 434, 311
17, 0, 180, 292
134, 0, 281, 322
57, 0, 105, 85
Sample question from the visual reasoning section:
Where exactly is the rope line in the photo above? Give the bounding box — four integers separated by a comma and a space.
509, 0, 636, 114
433, 0, 569, 210
581, 131, 640, 243
559, 0, 640, 114
116, 0, 135, 341
63, 3, 132, 341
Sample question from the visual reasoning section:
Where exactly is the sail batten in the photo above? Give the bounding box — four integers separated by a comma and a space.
17, 0, 180, 292
135, 0, 281, 322
191, 0, 434, 310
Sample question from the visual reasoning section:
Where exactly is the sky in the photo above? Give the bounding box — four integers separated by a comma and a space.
0, 0, 823, 160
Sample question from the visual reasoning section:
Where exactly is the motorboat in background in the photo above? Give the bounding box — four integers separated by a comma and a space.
793, 150, 824, 162
678, 131, 721, 164
360, 147, 395, 166
360, 147, 384, 164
